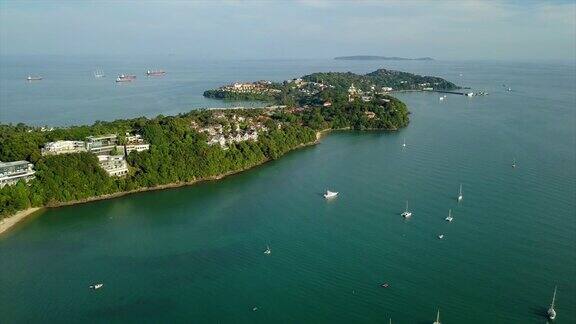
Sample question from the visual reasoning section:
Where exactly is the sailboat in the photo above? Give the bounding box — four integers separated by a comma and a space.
445, 209, 453, 222
548, 286, 557, 320
93, 68, 105, 78
457, 184, 463, 202
264, 245, 271, 255
433, 308, 441, 324
401, 201, 412, 218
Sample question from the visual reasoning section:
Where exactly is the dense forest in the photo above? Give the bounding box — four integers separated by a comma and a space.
302, 69, 458, 92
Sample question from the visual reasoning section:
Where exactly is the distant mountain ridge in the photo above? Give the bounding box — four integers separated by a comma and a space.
334, 55, 434, 61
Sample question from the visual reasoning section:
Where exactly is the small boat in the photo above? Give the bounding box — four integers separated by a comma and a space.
324, 190, 338, 199
457, 184, 463, 202
445, 209, 453, 222
26, 75, 43, 81
512, 158, 516, 168
93, 69, 105, 78
402, 138, 406, 147
146, 69, 166, 76
439, 96, 444, 101
548, 286, 557, 320
264, 245, 271, 255
381, 282, 390, 288
438, 234, 444, 239
252, 306, 258, 311
507, 87, 512, 92
115, 77, 132, 83
401, 201, 412, 218
89, 283, 103, 290
433, 309, 441, 324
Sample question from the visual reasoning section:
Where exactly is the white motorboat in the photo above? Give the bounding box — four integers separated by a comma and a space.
89, 283, 103, 290
324, 190, 338, 199
457, 184, 463, 202
548, 286, 557, 320
433, 309, 441, 324
445, 209, 453, 222
438, 234, 444, 239
264, 245, 271, 255
401, 201, 412, 218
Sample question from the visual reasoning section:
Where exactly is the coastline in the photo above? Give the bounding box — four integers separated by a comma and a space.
0, 207, 43, 236
0, 131, 325, 236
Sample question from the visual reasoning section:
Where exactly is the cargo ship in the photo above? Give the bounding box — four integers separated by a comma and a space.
116, 74, 136, 83
146, 70, 166, 76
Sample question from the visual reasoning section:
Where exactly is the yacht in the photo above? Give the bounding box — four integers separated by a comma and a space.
445, 209, 453, 222
401, 201, 412, 218
548, 286, 557, 320
457, 184, 463, 202
433, 309, 441, 324
324, 190, 338, 199
89, 283, 103, 290
264, 245, 271, 255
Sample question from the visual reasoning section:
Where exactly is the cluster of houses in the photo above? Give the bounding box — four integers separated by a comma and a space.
193, 113, 269, 149
289, 78, 334, 96
0, 133, 151, 188
347, 84, 394, 103
41, 133, 149, 177
218, 80, 281, 95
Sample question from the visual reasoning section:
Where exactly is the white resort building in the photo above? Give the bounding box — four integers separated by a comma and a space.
0, 160, 36, 188
41, 140, 87, 156
86, 135, 118, 155
124, 134, 150, 155
97, 155, 128, 177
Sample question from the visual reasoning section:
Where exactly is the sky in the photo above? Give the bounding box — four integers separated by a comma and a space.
0, 0, 575, 61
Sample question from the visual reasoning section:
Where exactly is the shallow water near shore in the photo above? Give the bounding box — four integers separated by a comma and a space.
0, 58, 575, 323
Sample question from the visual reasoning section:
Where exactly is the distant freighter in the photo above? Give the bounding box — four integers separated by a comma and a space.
26, 75, 43, 81
146, 70, 166, 76
116, 74, 136, 82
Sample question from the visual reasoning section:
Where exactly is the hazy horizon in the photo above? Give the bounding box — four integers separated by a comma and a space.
1, 0, 575, 61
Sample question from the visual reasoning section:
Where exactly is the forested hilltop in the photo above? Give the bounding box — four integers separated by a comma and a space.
0, 67, 454, 219
203, 68, 458, 103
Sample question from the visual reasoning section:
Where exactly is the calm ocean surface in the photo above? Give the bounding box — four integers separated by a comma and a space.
0, 57, 575, 323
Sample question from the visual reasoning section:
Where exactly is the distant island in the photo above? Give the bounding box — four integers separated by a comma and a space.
1, 68, 457, 234
334, 55, 434, 61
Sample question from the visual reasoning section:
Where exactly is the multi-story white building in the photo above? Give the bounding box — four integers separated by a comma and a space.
97, 155, 128, 177
41, 140, 87, 156
0, 160, 36, 188
86, 135, 118, 155
124, 134, 150, 155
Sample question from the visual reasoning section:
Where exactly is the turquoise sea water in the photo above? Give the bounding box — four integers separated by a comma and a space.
0, 58, 575, 323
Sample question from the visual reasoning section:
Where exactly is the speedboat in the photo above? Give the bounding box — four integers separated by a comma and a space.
438, 234, 444, 239
548, 286, 557, 320
264, 245, 271, 255
433, 309, 441, 324
401, 201, 412, 218
324, 190, 338, 199
381, 283, 390, 288
89, 283, 103, 290
457, 184, 463, 202
445, 209, 453, 222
